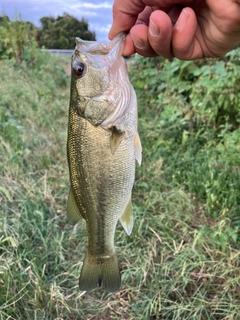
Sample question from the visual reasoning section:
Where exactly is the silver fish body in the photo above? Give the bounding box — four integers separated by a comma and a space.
67, 33, 142, 292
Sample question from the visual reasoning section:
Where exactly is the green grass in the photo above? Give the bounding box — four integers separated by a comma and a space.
0, 53, 239, 319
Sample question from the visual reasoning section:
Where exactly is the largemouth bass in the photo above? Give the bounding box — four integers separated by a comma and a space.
67, 33, 142, 292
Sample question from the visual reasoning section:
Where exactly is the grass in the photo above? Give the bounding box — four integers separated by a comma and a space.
0, 53, 239, 319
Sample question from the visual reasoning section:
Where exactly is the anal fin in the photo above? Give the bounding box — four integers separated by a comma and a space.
119, 198, 134, 235
67, 187, 83, 224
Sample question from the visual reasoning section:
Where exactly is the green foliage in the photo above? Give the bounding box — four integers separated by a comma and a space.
130, 52, 240, 231
37, 13, 96, 49
0, 51, 239, 319
0, 15, 37, 63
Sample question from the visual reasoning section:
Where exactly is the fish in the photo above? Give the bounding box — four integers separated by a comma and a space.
67, 33, 142, 292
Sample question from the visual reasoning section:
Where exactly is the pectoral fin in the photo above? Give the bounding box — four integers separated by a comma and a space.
67, 187, 83, 224
134, 132, 142, 166
110, 126, 125, 154
119, 198, 133, 235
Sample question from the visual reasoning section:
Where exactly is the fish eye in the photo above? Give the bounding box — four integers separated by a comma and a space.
72, 61, 86, 77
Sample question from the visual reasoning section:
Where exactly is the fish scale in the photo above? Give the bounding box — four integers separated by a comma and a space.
67, 33, 142, 292
68, 115, 134, 254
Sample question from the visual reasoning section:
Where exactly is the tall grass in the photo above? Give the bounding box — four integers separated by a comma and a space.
0, 52, 239, 319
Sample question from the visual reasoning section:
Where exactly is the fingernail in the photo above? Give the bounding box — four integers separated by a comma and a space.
131, 35, 145, 49
149, 19, 160, 37
135, 19, 147, 26
175, 9, 189, 31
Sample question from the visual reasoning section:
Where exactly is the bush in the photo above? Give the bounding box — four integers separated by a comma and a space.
130, 52, 240, 232
0, 15, 37, 63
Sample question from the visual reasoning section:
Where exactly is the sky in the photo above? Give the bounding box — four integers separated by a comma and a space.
1, 0, 114, 42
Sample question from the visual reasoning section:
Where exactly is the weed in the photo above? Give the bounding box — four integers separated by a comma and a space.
0, 50, 239, 319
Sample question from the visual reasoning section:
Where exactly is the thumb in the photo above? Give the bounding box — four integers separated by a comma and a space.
108, 0, 145, 39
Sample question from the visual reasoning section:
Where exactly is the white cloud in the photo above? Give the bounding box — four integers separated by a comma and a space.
90, 24, 111, 33
79, 11, 98, 17
81, 2, 112, 9
70, 2, 112, 11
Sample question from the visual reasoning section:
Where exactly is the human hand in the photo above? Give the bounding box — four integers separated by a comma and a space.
108, 0, 240, 60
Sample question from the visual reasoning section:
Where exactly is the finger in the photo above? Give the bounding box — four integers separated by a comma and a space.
122, 33, 136, 56
167, 5, 183, 23
148, 10, 174, 58
121, 6, 154, 56
144, 0, 193, 6
109, 0, 194, 39
108, 0, 145, 39
172, 7, 202, 59
136, 6, 154, 26
130, 24, 157, 57
122, 7, 153, 56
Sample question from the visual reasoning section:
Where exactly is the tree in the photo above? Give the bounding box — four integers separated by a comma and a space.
0, 15, 37, 63
37, 13, 96, 49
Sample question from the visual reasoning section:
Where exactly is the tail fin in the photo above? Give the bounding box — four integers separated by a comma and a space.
79, 251, 121, 292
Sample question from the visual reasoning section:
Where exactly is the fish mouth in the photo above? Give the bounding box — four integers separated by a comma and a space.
75, 33, 126, 58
